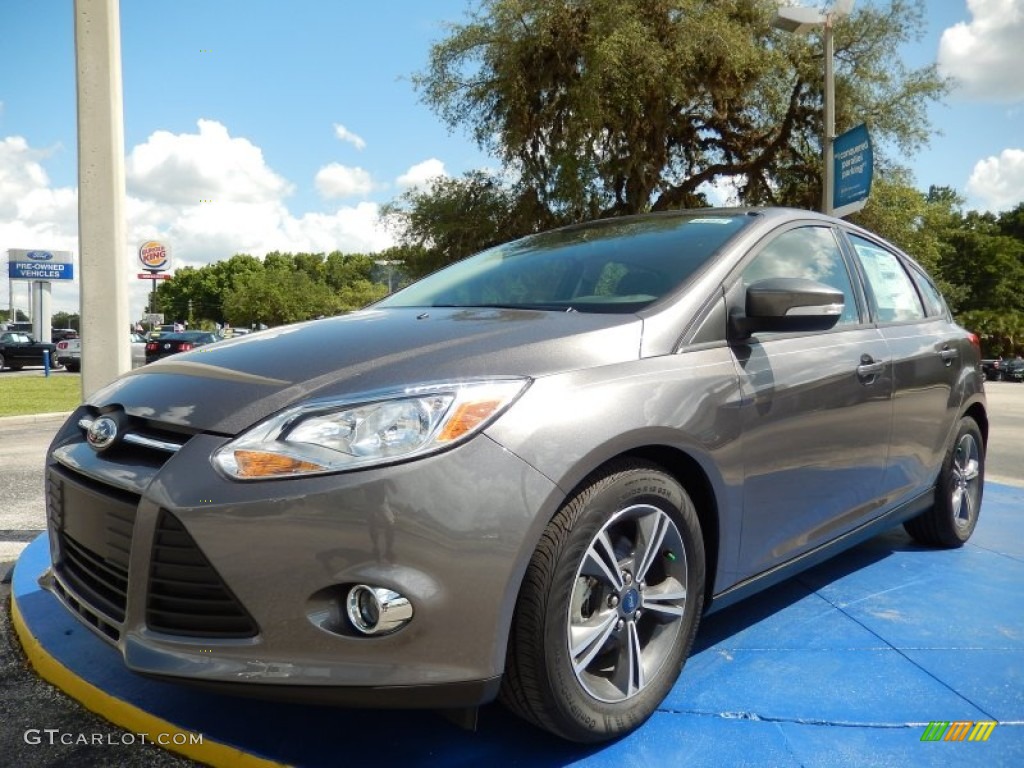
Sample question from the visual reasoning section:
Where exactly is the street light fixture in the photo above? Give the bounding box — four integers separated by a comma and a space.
772, 0, 855, 216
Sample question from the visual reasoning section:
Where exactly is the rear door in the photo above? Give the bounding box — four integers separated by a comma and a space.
843, 233, 963, 504
728, 223, 894, 577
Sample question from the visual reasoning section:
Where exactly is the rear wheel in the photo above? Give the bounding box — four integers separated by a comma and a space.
904, 416, 984, 548
500, 461, 704, 742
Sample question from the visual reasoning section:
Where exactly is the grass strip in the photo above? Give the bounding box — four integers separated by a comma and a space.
0, 373, 82, 417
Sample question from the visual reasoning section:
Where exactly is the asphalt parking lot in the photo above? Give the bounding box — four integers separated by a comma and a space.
2, 381, 1023, 766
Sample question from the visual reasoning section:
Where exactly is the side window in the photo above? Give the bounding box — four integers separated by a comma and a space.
741, 226, 860, 326
910, 268, 947, 318
848, 235, 925, 323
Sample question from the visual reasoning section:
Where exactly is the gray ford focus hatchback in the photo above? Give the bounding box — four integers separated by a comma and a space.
44, 208, 986, 742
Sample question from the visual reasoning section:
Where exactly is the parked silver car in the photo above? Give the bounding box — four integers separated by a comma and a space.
43, 208, 986, 742
54, 333, 148, 371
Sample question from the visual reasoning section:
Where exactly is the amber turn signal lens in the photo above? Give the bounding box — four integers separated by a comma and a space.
232, 450, 324, 478
436, 399, 503, 442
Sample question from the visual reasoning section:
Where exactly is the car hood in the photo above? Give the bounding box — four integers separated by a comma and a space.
88, 308, 643, 434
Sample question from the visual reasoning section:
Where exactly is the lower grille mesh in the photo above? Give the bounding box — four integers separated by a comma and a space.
57, 532, 129, 623
146, 510, 258, 638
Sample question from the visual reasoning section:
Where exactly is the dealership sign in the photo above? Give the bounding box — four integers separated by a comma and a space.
7, 249, 75, 280
138, 240, 171, 272
832, 124, 873, 218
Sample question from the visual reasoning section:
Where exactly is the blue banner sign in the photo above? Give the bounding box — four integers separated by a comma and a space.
9, 261, 74, 280
833, 124, 873, 217
6, 249, 75, 280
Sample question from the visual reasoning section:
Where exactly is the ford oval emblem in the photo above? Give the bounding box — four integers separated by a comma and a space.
86, 416, 119, 451
621, 588, 640, 614
26, 251, 54, 261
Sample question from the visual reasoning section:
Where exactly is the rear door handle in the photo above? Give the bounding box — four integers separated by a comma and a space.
939, 346, 958, 366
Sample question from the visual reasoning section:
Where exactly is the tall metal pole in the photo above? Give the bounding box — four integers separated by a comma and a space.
822, 16, 835, 216
75, 0, 131, 396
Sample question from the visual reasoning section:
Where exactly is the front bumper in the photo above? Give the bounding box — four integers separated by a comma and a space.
44, 406, 559, 707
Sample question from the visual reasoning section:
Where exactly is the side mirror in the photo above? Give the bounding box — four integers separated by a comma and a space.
731, 278, 844, 338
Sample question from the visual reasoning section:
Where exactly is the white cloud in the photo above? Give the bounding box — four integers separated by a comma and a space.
938, 0, 1024, 103
125, 119, 293, 205
2, 125, 396, 322
0, 135, 80, 314
396, 158, 447, 189
314, 163, 374, 199
966, 148, 1024, 210
333, 123, 367, 151
697, 175, 744, 206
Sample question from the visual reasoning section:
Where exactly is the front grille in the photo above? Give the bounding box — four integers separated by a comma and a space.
147, 510, 258, 638
48, 467, 139, 642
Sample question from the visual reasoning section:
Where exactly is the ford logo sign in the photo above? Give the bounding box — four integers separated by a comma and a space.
26, 251, 54, 261
86, 416, 120, 452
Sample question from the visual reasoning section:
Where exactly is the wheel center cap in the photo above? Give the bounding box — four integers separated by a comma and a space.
621, 588, 639, 614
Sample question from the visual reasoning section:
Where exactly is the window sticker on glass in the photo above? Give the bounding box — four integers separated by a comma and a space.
850, 237, 924, 322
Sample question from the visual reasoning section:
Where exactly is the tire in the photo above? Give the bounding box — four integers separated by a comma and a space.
904, 416, 984, 548
500, 460, 705, 742
65, 361, 79, 372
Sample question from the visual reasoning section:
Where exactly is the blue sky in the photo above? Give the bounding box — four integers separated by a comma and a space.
1, 0, 1022, 318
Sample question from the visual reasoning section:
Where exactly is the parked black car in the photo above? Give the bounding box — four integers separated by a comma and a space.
0, 331, 59, 370
981, 358, 1006, 380
144, 331, 220, 363
982, 356, 1024, 381
1001, 357, 1024, 382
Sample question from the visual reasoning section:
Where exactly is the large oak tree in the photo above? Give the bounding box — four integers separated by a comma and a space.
388, 0, 947, 270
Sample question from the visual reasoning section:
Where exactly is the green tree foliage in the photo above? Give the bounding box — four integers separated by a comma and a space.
382, 172, 554, 276
153, 251, 391, 328
154, 254, 264, 324
51, 311, 80, 330
222, 267, 341, 327
409, 0, 945, 231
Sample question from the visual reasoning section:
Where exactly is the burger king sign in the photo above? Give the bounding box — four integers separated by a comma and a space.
138, 241, 171, 272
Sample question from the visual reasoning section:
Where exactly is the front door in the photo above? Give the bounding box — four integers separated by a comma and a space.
730, 224, 894, 578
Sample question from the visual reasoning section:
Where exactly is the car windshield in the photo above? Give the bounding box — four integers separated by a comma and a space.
2, 332, 32, 343
378, 212, 753, 313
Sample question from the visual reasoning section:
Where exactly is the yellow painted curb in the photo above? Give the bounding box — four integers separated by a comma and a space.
10, 592, 289, 768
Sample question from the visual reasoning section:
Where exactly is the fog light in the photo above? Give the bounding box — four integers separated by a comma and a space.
346, 585, 413, 635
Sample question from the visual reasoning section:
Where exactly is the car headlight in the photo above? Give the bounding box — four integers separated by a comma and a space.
212, 378, 530, 479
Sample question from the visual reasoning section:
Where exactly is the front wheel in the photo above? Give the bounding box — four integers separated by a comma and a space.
500, 461, 705, 742
904, 416, 984, 548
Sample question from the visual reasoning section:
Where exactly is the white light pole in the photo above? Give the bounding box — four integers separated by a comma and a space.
75, 0, 131, 395
374, 260, 403, 294
772, 0, 854, 216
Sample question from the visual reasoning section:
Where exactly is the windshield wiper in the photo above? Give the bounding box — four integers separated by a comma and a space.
473, 303, 577, 313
